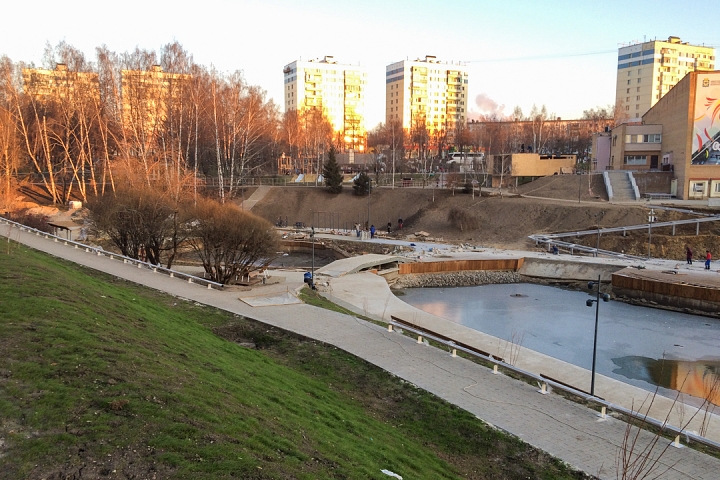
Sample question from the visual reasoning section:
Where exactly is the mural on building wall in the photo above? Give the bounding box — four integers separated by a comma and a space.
692, 74, 720, 165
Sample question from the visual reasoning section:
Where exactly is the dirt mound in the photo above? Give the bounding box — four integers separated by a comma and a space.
514, 173, 608, 201
249, 180, 655, 250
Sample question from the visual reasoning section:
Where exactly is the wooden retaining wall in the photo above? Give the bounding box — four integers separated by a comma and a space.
398, 258, 524, 275
612, 272, 720, 303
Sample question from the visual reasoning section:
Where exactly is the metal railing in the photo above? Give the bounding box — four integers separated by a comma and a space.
387, 318, 720, 451
1, 216, 223, 290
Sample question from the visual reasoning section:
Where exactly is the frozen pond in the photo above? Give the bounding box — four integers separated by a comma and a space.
401, 283, 720, 404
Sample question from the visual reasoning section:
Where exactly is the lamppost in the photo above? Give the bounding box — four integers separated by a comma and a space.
367, 179, 371, 228
648, 208, 656, 259
594, 211, 604, 257
586, 275, 610, 397
310, 226, 315, 289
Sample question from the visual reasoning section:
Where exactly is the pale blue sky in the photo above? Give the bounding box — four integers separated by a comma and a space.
3, 0, 718, 127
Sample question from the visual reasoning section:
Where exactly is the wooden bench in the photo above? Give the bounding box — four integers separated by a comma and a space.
645, 193, 672, 200
390, 315, 504, 362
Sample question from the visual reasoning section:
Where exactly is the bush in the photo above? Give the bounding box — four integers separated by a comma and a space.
448, 207, 479, 231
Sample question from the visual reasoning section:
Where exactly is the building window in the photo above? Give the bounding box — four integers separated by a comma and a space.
637, 96, 640, 101
637, 79, 641, 83
624, 155, 647, 165
690, 181, 707, 198
627, 88, 630, 93
627, 80, 631, 85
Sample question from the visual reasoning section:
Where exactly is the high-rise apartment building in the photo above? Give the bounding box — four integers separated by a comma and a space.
385, 56, 468, 136
283, 56, 367, 151
22, 63, 99, 101
615, 36, 715, 118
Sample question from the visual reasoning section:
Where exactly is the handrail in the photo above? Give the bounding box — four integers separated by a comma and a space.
529, 237, 647, 261
603, 171, 613, 202
531, 215, 720, 240
628, 172, 641, 200
1, 216, 223, 290
388, 319, 720, 451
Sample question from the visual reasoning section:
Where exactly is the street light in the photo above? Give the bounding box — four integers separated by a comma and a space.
586, 275, 610, 397
310, 226, 315, 289
648, 208, 656, 259
367, 179, 371, 228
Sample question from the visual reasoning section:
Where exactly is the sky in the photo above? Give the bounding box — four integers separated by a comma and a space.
2, 0, 719, 129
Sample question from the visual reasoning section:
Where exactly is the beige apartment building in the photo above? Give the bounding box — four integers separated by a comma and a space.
385, 55, 468, 138
121, 65, 189, 142
283, 56, 367, 151
22, 63, 99, 101
615, 36, 715, 118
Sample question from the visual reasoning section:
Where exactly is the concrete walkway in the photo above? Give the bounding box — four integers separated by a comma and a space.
3, 223, 719, 479
241, 185, 272, 211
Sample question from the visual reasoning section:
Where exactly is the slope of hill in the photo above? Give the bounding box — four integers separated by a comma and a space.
250, 181, 648, 250
0, 245, 587, 479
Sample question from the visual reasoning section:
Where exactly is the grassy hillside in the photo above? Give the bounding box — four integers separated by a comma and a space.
0, 244, 587, 479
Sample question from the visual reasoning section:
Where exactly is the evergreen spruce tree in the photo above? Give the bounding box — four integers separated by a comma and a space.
323, 146, 343, 193
353, 171, 372, 196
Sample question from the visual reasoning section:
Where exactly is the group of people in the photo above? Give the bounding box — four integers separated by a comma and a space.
686, 245, 713, 270
354, 218, 403, 240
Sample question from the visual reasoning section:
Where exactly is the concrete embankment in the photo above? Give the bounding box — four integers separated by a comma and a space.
391, 256, 628, 289
393, 270, 521, 288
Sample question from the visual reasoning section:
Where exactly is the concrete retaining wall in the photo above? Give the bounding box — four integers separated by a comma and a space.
518, 257, 626, 282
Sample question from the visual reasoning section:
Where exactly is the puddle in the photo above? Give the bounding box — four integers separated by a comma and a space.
612, 356, 720, 406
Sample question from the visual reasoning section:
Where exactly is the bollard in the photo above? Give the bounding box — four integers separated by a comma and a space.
97, 251, 102, 256
74, 245, 78, 249
207, 283, 212, 290
54, 237, 58, 242
138, 263, 142, 268
123, 259, 127, 264
169, 272, 174, 278
599, 406, 607, 419
153, 268, 157, 273
85, 248, 90, 252
188, 278, 193, 284
109, 255, 114, 260
671, 435, 684, 449
417, 335, 423, 344
387, 324, 393, 332
64, 241, 67, 245
451, 348, 457, 357
493, 364, 499, 375
538, 382, 548, 395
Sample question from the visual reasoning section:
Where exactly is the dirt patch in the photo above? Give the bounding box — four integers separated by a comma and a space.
251, 184, 652, 250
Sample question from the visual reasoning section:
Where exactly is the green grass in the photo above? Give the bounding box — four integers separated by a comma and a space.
0, 243, 589, 479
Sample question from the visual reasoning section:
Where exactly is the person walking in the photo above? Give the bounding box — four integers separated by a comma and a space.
398, 218, 403, 230
706, 250, 712, 270
686, 245, 693, 265
387, 222, 392, 234
370, 224, 376, 239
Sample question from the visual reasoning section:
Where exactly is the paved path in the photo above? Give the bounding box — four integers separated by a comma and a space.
3, 223, 719, 479
241, 185, 272, 211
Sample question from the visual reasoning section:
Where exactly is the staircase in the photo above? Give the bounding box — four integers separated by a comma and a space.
604, 171, 639, 202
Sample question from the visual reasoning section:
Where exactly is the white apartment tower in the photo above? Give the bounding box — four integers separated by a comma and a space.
283, 56, 367, 151
616, 36, 715, 118
385, 55, 468, 135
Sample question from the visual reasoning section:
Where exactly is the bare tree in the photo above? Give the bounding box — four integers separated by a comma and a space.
186, 198, 278, 284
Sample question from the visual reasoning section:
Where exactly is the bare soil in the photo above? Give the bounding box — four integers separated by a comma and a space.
250, 177, 639, 251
